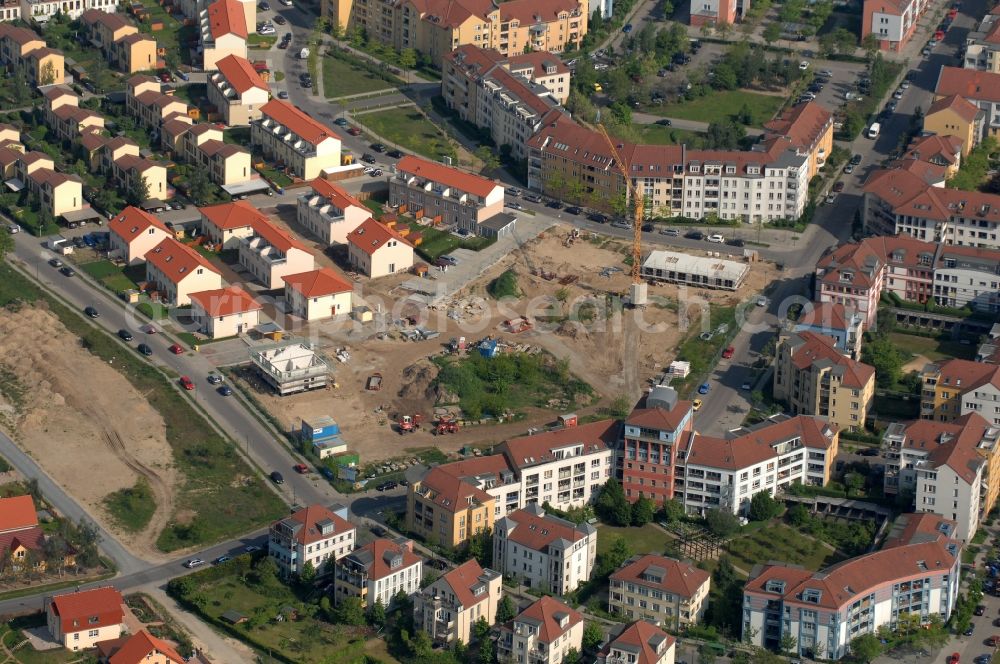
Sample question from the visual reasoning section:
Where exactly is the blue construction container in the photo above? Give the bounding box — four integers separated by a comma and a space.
301, 416, 340, 443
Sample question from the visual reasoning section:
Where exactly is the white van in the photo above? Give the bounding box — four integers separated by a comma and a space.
867, 122, 881, 138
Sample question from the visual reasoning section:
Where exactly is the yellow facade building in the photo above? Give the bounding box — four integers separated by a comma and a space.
924, 93, 985, 156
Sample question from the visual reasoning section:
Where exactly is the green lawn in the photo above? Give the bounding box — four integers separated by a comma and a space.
888, 332, 976, 362
81, 260, 140, 294
322, 55, 399, 98
1, 615, 102, 662
646, 90, 785, 127
725, 522, 845, 572
597, 523, 674, 557
103, 478, 156, 532
172, 83, 207, 107
257, 165, 293, 188
359, 108, 457, 161
247, 34, 277, 49
669, 304, 739, 397
400, 221, 493, 262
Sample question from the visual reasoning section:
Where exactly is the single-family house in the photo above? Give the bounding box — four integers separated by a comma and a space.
144, 237, 223, 305
188, 285, 262, 338
282, 267, 353, 321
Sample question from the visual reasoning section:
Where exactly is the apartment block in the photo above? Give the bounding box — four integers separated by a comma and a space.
935, 67, 1000, 138
689, 0, 744, 27
761, 100, 833, 179
252, 100, 342, 180
80, 9, 157, 73
324, 0, 587, 68
597, 622, 676, 664
0, 23, 64, 85
618, 398, 695, 506
21, 165, 84, 218
208, 54, 270, 126
175, 122, 253, 187
527, 111, 811, 222
296, 178, 370, 245
21, 0, 116, 22
743, 512, 961, 659
268, 504, 356, 577
924, 94, 985, 156
413, 559, 503, 646
200, 0, 248, 71
964, 12, 1000, 72
792, 302, 865, 360
862, 0, 929, 52
933, 243, 1000, 312
773, 331, 876, 431
333, 537, 423, 608
882, 413, 995, 541
680, 415, 839, 515
900, 133, 964, 178
920, 358, 1000, 422
608, 555, 710, 630
390, 155, 505, 234
238, 217, 315, 289
497, 596, 583, 664
493, 504, 596, 595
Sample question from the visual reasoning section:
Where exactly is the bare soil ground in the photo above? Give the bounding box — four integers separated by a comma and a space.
237, 225, 778, 466
0, 307, 177, 561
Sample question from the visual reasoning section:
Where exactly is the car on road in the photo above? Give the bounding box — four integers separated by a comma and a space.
565, 206, 582, 215
137, 343, 153, 356
270, 471, 284, 484
370, 143, 386, 152
741, 381, 752, 390
277, 90, 288, 99
7, 223, 19, 233
180, 376, 195, 390
722, 346, 735, 359
118, 329, 133, 342
756, 296, 768, 307
833, 181, 845, 193
685, 230, 704, 240
655, 118, 672, 126
546, 200, 563, 209
660, 227, 679, 236
218, 385, 233, 396
213, 555, 232, 565
244, 544, 261, 553
387, 149, 404, 159
523, 194, 543, 204
698, 383, 710, 394
207, 373, 224, 384
273, 14, 286, 23
294, 463, 309, 474
320, 467, 335, 480
622, 22, 632, 32
706, 233, 725, 243
587, 212, 609, 223
726, 238, 745, 247
59, 266, 76, 277
168, 343, 184, 354
184, 558, 205, 568
49, 257, 63, 268
692, 399, 702, 411
84, 305, 99, 318
818, 69, 833, 77
977, 606, 988, 616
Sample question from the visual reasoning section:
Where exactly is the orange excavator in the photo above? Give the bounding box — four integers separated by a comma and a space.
398, 413, 423, 434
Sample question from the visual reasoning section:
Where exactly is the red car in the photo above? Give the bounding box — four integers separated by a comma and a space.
169, 343, 184, 354
833, 181, 845, 193
347, 126, 361, 136
722, 346, 735, 359
179, 376, 195, 390
293, 463, 309, 474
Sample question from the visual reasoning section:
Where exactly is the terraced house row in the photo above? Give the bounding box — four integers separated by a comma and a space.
80, 8, 158, 74
0, 22, 64, 85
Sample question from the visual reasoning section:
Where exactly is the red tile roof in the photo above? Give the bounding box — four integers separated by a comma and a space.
200, 200, 268, 230
498, 0, 580, 24
282, 267, 353, 298
308, 178, 366, 211
506, 51, 570, 78
103, 630, 185, 664
215, 54, 269, 94
188, 285, 262, 317
501, 506, 593, 553
397, 155, 501, 198
510, 596, 582, 643
146, 237, 221, 284
926, 358, 1000, 391
0, 495, 37, 533
347, 217, 412, 256
600, 621, 676, 664
936, 66, 1000, 103
865, 166, 1000, 224
108, 206, 171, 244
903, 133, 963, 166
344, 538, 422, 582
686, 415, 837, 470
796, 302, 860, 332
610, 555, 710, 600
626, 405, 692, 432
437, 559, 497, 609
260, 100, 338, 146
249, 218, 310, 254
763, 101, 832, 151
50, 587, 124, 632
498, 419, 618, 471
207, 0, 248, 40
415, 466, 495, 512
272, 504, 355, 546
896, 413, 990, 484
784, 330, 875, 387
927, 93, 982, 123
81, 8, 134, 32
0, 24, 44, 48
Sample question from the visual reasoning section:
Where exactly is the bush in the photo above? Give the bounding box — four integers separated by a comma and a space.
487, 270, 520, 299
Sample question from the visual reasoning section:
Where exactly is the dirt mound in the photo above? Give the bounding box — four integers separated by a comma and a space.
397, 359, 439, 401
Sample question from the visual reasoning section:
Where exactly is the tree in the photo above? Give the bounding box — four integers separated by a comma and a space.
367, 598, 386, 628
632, 495, 656, 526
475, 146, 501, 175
473, 616, 491, 642
497, 595, 517, 623
705, 508, 740, 537
299, 560, 316, 585
479, 638, 495, 664
660, 498, 685, 523
705, 120, 746, 150
748, 491, 782, 521
787, 503, 810, 527
713, 62, 738, 90
187, 167, 212, 205
126, 174, 150, 207
564, 648, 582, 664
333, 596, 366, 626
467, 527, 494, 567
844, 472, 865, 496
595, 479, 631, 526
850, 633, 883, 663
399, 47, 417, 74
598, 537, 634, 578
779, 633, 798, 656
762, 22, 782, 46
582, 622, 604, 653
608, 101, 632, 126
861, 335, 905, 388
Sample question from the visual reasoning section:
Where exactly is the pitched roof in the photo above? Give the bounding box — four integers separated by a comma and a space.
763, 101, 832, 151
81, 8, 134, 31
215, 54, 269, 94
415, 466, 495, 512
343, 538, 422, 581
927, 93, 982, 123
815, 237, 886, 289
936, 66, 1000, 103
897, 413, 990, 484
272, 504, 355, 546
498, 419, 618, 471
506, 50, 570, 78
626, 405, 692, 432
397, 155, 501, 198
50, 587, 124, 631
497, 0, 581, 24
600, 621, 676, 664
259, 100, 338, 146
925, 358, 1000, 390
188, 285, 262, 317
610, 555, 710, 599
796, 302, 860, 332
510, 596, 582, 643
103, 630, 185, 664
0, 24, 44, 47
308, 177, 366, 211
145, 237, 221, 284
347, 217, 412, 256
0, 495, 37, 533
282, 267, 353, 298
207, 0, 248, 40
108, 206, 171, 244
200, 199, 269, 230
437, 559, 497, 608
782, 330, 876, 388
903, 133, 963, 166
686, 415, 838, 470
500, 504, 594, 553
249, 218, 310, 253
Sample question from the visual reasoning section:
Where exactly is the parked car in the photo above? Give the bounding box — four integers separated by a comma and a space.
756, 296, 768, 307
698, 383, 711, 394
706, 233, 725, 243
976, 606, 987, 616
833, 181, 845, 193
361, 153, 376, 163
371, 169, 383, 177
622, 22, 633, 32
333, 117, 349, 126
84, 306, 99, 318
48, 258, 63, 268
692, 399, 702, 411
347, 126, 361, 136
370, 143, 386, 152
546, 200, 564, 210
857, 448, 879, 457
213, 555, 232, 565
179, 376, 195, 390
660, 227, 679, 236
320, 467, 335, 480
377, 480, 399, 491
799, 60, 809, 70
611, 221, 632, 230
843, 164, 854, 174
277, 90, 289, 99
523, 194, 543, 204
726, 238, 745, 247
565, 206, 582, 215
169, 343, 184, 354
964, 624, 976, 636
184, 558, 206, 568
258, 0, 270, 8
273, 14, 286, 23
588, 212, 609, 223
387, 149, 404, 158
270, 471, 284, 484
207, 373, 224, 385
118, 329, 133, 342
60, 266, 76, 277
218, 385, 233, 396
440, 255, 458, 266
851, 153, 863, 165
741, 381, 752, 390
655, 119, 672, 126
818, 69, 833, 77
722, 346, 735, 359
684, 230, 704, 240
294, 463, 309, 474
137, 343, 153, 356
7, 223, 19, 233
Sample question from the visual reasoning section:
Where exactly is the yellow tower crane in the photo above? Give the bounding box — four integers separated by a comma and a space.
596, 123, 648, 307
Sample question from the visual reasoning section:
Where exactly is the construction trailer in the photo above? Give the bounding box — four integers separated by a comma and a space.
641, 250, 750, 291
251, 341, 330, 395
301, 416, 348, 459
